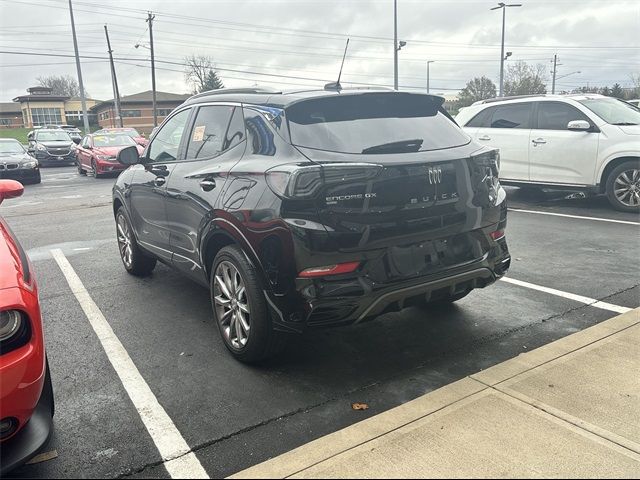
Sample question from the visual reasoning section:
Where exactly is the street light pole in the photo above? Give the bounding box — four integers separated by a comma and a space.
426, 61, 435, 93
551, 53, 558, 94
393, 0, 398, 90
146, 12, 157, 128
68, 0, 90, 134
491, 3, 521, 97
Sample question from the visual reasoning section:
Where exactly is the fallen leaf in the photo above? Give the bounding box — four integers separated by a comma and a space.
26, 450, 58, 465
352, 402, 369, 411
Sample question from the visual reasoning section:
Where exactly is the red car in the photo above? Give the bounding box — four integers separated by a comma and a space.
94, 127, 148, 147
0, 180, 54, 474
76, 133, 145, 178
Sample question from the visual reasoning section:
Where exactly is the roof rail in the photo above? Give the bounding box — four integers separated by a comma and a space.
189, 87, 282, 100
475, 94, 546, 105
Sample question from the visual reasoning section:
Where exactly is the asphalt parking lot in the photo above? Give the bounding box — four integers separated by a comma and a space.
4, 166, 639, 479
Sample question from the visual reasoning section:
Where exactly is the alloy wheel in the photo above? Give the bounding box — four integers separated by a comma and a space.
116, 214, 133, 268
614, 168, 640, 207
213, 261, 251, 350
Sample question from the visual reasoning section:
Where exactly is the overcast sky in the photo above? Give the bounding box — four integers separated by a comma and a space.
1, 0, 639, 102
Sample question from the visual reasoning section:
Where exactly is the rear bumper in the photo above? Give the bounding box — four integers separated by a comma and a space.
267, 229, 510, 332
0, 365, 53, 475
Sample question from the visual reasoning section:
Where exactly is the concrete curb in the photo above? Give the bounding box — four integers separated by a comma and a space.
230, 308, 640, 479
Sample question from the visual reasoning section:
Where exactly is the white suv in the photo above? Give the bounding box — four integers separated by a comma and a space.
455, 94, 640, 212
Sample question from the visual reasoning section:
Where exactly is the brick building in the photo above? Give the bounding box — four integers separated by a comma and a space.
91, 91, 190, 133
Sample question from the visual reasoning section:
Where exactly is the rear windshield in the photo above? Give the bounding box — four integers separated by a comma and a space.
285, 92, 470, 154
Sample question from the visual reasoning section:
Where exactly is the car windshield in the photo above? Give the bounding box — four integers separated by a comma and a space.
578, 98, 640, 125
0, 140, 25, 154
93, 134, 137, 147
285, 92, 470, 154
36, 131, 72, 141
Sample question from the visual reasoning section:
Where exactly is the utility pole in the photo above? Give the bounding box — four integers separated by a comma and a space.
147, 12, 157, 128
68, 0, 90, 134
491, 3, 522, 97
551, 53, 558, 94
393, 0, 398, 90
426, 60, 435, 93
104, 24, 123, 127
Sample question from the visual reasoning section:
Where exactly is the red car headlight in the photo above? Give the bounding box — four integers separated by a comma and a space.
0, 310, 30, 355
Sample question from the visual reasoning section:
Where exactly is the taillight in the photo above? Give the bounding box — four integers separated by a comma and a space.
298, 261, 360, 278
490, 229, 505, 240
266, 163, 382, 199
469, 149, 501, 207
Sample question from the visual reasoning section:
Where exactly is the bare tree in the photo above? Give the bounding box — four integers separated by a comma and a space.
37, 75, 85, 97
504, 62, 547, 96
184, 55, 223, 93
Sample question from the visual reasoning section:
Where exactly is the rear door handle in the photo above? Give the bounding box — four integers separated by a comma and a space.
199, 178, 216, 192
478, 135, 491, 141
532, 138, 547, 145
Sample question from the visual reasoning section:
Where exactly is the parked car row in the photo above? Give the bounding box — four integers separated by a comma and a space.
455, 94, 640, 212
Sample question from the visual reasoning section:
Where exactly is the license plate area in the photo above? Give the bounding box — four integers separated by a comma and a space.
385, 234, 483, 280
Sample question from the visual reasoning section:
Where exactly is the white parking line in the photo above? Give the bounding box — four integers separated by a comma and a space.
51, 249, 209, 479
508, 208, 640, 226
500, 277, 631, 314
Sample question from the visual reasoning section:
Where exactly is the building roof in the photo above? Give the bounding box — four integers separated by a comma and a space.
13, 94, 70, 102
91, 90, 191, 111
67, 96, 102, 103
0, 102, 22, 114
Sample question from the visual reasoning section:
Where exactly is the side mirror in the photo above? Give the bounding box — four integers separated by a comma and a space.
0, 180, 24, 205
73, 138, 81, 145
567, 120, 591, 131
117, 145, 141, 165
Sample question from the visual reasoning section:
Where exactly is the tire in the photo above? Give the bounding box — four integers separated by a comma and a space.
211, 245, 287, 363
77, 162, 86, 176
92, 160, 102, 179
605, 161, 640, 212
115, 207, 157, 276
418, 289, 471, 308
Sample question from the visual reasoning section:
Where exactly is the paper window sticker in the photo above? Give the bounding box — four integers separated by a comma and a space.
193, 125, 206, 142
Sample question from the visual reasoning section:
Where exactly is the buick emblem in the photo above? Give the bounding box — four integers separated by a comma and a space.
428, 167, 442, 185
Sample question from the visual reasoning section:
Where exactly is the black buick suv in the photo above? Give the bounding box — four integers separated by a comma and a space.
113, 87, 511, 363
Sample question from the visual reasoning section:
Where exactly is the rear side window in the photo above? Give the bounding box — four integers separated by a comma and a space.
536, 102, 590, 130
285, 92, 470, 154
490, 103, 532, 129
464, 107, 494, 128
185, 105, 244, 160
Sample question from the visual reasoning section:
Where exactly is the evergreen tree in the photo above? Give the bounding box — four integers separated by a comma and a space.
610, 83, 624, 99
201, 70, 224, 92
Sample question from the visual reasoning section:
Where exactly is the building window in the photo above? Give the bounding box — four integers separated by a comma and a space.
99, 111, 110, 120
157, 108, 173, 117
0, 119, 10, 126
31, 107, 63, 126
121, 109, 142, 117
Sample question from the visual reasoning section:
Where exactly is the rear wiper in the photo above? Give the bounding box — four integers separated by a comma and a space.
362, 139, 423, 154
612, 122, 638, 125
